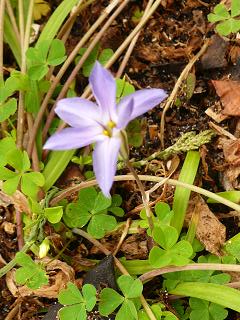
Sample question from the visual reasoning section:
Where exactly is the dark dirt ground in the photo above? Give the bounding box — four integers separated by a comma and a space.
1, 0, 240, 319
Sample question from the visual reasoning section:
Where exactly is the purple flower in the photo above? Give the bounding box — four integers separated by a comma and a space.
44, 62, 167, 197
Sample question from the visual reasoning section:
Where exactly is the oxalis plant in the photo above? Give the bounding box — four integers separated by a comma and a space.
2, 1, 240, 320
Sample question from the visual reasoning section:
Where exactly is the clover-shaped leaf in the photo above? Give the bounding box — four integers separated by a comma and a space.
15, 252, 48, 290
117, 275, 143, 299
208, 4, 230, 23
58, 282, 96, 320
64, 187, 121, 238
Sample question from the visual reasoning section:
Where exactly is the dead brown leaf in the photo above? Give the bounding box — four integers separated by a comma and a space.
186, 195, 226, 255
201, 35, 227, 69
6, 258, 75, 298
222, 139, 240, 166
212, 79, 240, 116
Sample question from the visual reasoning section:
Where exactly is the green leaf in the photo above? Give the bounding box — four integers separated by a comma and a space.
28, 64, 48, 81
209, 302, 228, 320
231, 0, 240, 17
58, 282, 84, 305
64, 203, 91, 228
87, 214, 117, 239
207, 190, 240, 204
170, 282, 240, 313
24, 172, 45, 186
224, 232, 240, 261
153, 225, 178, 249
47, 39, 66, 66
116, 78, 135, 102
98, 48, 114, 68
3, 15, 21, 66
21, 172, 45, 198
43, 150, 76, 191
117, 275, 143, 298
2, 175, 20, 195
0, 167, 18, 179
172, 151, 200, 235
82, 284, 97, 311
99, 288, 124, 316
149, 246, 172, 268
58, 304, 87, 320
116, 300, 138, 320
92, 191, 111, 213
44, 206, 63, 224
126, 119, 143, 147
7, 149, 24, 171
37, 0, 79, 47
207, 4, 230, 22
216, 18, 240, 36
109, 207, 125, 217
15, 252, 48, 290
0, 98, 17, 122
78, 187, 98, 211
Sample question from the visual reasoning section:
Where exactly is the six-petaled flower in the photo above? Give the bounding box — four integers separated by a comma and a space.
44, 62, 167, 197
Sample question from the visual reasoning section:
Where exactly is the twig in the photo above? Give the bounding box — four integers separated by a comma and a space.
42, 0, 131, 142
5, 0, 20, 43
72, 228, 157, 320
81, 0, 163, 99
116, 0, 154, 78
27, 0, 121, 156
126, 160, 154, 232
113, 218, 131, 255
50, 174, 240, 213
16, 209, 24, 250
139, 263, 240, 282
160, 39, 210, 147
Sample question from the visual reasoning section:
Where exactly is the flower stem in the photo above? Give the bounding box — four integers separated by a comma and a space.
125, 160, 154, 232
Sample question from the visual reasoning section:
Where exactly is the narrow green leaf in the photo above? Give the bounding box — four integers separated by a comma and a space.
37, 0, 79, 47
3, 15, 21, 66
43, 150, 76, 191
171, 151, 200, 235
170, 282, 240, 313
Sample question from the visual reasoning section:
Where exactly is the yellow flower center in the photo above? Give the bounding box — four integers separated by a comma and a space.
102, 121, 116, 137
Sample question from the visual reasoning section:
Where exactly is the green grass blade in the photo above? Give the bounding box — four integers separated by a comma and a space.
170, 282, 240, 312
171, 151, 200, 235
36, 0, 79, 47
4, 15, 21, 66
43, 150, 75, 191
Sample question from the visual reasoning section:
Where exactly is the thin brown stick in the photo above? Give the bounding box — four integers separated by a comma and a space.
16, 209, 24, 250
81, 0, 163, 100
116, 0, 154, 78
160, 39, 210, 147
5, 0, 20, 43
113, 218, 131, 255
42, 0, 131, 142
72, 228, 157, 320
27, 0, 121, 156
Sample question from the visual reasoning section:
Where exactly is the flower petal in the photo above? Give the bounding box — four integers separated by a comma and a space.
118, 89, 167, 122
89, 61, 117, 123
116, 98, 134, 129
93, 136, 121, 197
55, 98, 101, 127
44, 126, 103, 150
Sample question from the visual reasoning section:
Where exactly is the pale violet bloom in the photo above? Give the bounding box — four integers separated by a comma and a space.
44, 62, 167, 197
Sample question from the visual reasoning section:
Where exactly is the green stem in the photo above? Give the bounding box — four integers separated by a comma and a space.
0, 0, 5, 83
0, 240, 34, 277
